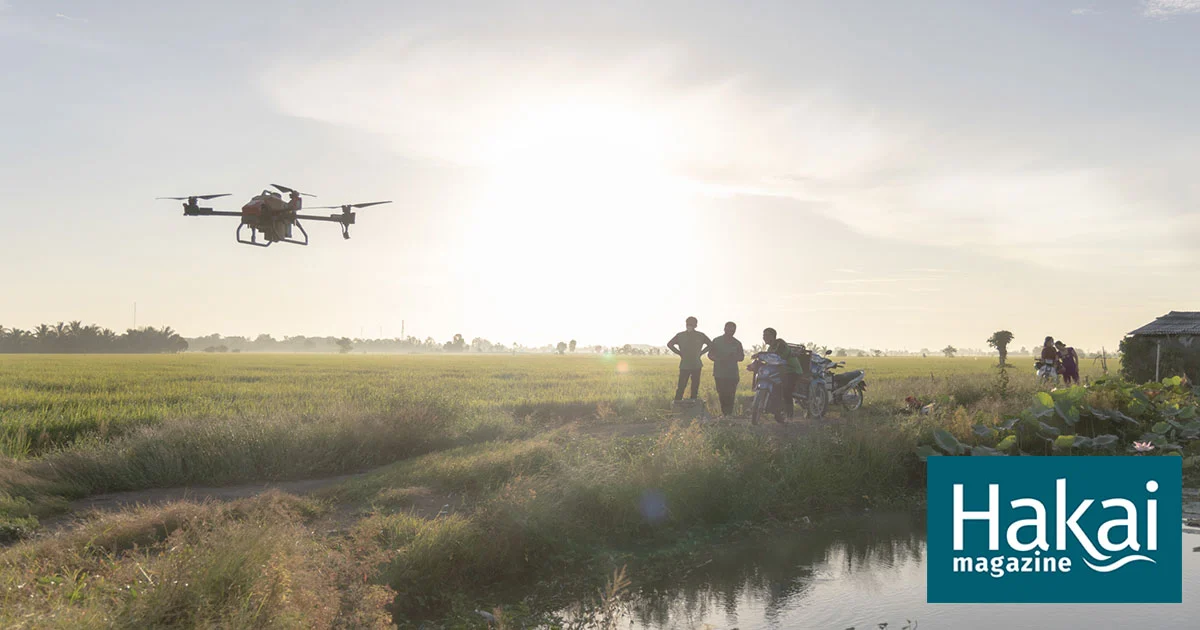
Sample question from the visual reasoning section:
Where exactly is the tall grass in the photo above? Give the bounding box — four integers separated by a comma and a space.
332, 417, 920, 622
0, 492, 395, 629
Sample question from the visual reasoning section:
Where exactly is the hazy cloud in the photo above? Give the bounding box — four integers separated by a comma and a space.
1143, 0, 1200, 17
265, 18, 1198, 272
268, 40, 896, 186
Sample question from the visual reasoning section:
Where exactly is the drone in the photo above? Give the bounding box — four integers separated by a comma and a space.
158, 184, 391, 247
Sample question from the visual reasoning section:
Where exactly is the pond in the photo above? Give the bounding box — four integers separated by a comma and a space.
619, 512, 1199, 630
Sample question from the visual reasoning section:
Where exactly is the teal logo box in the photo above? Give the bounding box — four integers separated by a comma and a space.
927, 456, 1181, 603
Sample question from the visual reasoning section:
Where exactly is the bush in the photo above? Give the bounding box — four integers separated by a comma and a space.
916, 376, 1200, 462
1120, 335, 1200, 384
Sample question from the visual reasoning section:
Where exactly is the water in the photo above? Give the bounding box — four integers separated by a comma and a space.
621, 513, 1200, 630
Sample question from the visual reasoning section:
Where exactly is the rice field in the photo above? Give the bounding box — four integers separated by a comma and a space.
0, 352, 1122, 627
0, 352, 1113, 458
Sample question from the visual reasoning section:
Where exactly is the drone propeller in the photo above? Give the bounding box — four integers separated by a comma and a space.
272, 184, 316, 198
306, 201, 393, 211
156, 193, 231, 201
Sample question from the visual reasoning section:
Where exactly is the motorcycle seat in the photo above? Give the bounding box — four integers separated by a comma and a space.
833, 370, 864, 386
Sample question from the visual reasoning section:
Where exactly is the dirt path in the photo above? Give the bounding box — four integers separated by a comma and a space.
51, 422, 664, 522
68, 472, 370, 516
48, 417, 817, 530
572, 415, 824, 439
66, 417, 812, 509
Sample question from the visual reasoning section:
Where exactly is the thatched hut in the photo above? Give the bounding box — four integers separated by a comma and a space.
1121, 311, 1200, 383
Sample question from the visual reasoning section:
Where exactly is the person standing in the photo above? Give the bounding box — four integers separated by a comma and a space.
1056, 341, 1080, 385
1041, 337, 1059, 367
667, 317, 711, 401
762, 327, 803, 420
1040, 336, 1060, 383
707, 321, 745, 416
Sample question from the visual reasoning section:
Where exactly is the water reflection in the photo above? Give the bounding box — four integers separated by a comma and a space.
627, 513, 924, 630
622, 513, 1198, 630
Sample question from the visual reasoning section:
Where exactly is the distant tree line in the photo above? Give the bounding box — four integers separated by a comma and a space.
184, 332, 601, 355
0, 321, 187, 353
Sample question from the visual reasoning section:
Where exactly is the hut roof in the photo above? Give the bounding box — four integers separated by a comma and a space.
1128, 311, 1200, 337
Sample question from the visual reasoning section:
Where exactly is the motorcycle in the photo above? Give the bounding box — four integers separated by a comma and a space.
813, 352, 868, 411
747, 352, 790, 424
1035, 358, 1058, 383
747, 346, 849, 423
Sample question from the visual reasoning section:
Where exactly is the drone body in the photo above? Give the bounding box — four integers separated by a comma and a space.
158, 184, 391, 247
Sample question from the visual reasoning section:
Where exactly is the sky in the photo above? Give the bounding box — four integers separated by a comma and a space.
1, 0, 1197, 351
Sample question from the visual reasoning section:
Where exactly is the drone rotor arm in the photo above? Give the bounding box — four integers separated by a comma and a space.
184, 209, 243, 217
271, 184, 315, 198
301, 200, 392, 210
156, 193, 231, 201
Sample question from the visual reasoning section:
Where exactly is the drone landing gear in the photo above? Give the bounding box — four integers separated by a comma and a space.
236, 223, 270, 247
235, 222, 309, 247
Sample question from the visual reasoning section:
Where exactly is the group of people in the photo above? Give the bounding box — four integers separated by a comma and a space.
666, 317, 804, 418
665, 319, 1084, 419
1040, 336, 1080, 385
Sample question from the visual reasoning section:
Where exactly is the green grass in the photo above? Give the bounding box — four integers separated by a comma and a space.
0, 353, 1121, 627
0, 354, 691, 454
0, 353, 1112, 455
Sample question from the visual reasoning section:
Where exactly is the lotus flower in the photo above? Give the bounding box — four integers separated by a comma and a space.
1133, 441, 1155, 453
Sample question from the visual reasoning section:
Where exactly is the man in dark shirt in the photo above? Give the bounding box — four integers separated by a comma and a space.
668, 317, 711, 401
763, 327, 803, 419
707, 321, 745, 416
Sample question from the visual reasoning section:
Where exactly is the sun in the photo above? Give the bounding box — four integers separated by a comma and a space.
464, 102, 692, 269
455, 101, 698, 338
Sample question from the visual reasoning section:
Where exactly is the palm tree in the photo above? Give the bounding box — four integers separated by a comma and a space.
7, 328, 31, 352
1, 320, 193, 354
99, 328, 116, 352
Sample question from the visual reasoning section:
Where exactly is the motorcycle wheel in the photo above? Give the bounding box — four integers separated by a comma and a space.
751, 389, 768, 425
808, 381, 829, 419
841, 384, 865, 411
